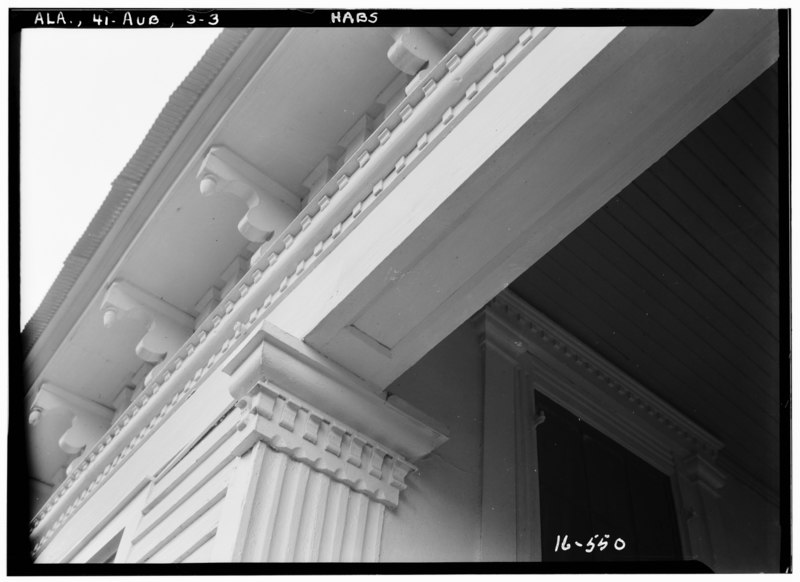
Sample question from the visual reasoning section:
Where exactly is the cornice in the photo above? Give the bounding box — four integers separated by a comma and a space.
22, 29, 255, 359
483, 290, 724, 462
30, 26, 551, 556
237, 381, 415, 507
23, 28, 293, 404
223, 322, 449, 461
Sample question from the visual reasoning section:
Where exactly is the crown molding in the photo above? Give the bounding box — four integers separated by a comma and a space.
488, 290, 780, 507
223, 321, 449, 462
236, 381, 415, 507
481, 290, 724, 473
29, 27, 547, 552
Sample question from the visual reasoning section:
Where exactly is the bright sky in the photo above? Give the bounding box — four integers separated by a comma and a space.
19, 28, 221, 329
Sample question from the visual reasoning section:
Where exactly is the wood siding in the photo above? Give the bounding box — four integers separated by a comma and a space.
511, 64, 781, 496
124, 402, 386, 563
126, 409, 242, 563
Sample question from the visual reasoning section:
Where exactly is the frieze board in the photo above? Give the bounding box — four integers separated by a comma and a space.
30, 26, 550, 554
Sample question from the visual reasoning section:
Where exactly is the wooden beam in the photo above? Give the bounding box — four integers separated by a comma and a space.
267, 13, 778, 389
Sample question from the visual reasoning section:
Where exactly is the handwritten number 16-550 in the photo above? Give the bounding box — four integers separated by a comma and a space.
555, 534, 626, 553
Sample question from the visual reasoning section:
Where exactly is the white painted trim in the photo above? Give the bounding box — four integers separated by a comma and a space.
223, 322, 449, 461
479, 341, 543, 562
63, 482, 150, 564
87, 531, 123, 564
32, 383, 114, 421
478, 291, 730, 568
270, 26, 556, 341
24, 28, 279, 398
235, 380, 415, 508
133, 468, 231, 563
210, 442, 268, 561
291, 11, 778, 393
112, 486, 150, 564
32, 12, 778, 557
489, 290, 723, 468
29, 19, 510, 537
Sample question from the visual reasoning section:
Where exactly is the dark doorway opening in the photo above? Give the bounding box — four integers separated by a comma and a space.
536, 393, 683, 563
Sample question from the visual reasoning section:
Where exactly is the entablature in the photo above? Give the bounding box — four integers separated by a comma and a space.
479, 289, 725, 473
27, 14, 780, 561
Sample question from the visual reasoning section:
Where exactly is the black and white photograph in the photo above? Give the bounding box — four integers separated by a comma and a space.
8, 7, 790, 574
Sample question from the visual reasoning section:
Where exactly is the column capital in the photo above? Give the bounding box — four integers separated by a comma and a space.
198, 145, 300, 243
223, 321, 449, 462
473, 307, 528, 363
680, 453, 726, 496
235, 381, 415, 507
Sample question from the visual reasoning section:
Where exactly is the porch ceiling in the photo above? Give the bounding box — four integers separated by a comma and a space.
511, 64, 781, 497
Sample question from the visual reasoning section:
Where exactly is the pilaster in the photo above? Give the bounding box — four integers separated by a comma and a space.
207, 380, 411, 562
208, 323, 447, 562
92, 320, 449, 563
675, 454, 727, 570
475, 290, 728, 564
477, 312, 542, 562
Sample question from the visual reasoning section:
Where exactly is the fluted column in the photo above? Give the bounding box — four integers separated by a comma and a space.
210, 381, 414, 562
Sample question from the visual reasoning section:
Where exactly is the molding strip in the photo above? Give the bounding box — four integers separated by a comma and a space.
483, 290, 724, 463
30, 26, 550, 555
237, 381, 415, 507
22, 29, 253, 355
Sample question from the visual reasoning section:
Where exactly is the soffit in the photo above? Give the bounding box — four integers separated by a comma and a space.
217, 27, 399, 194
510, 64, 781, 496
117, 27, 402, 322
24, 27, 408, 488
21, 28, 253, 356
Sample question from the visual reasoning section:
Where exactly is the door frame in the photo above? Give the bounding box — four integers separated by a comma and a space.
477, 290, 726, 566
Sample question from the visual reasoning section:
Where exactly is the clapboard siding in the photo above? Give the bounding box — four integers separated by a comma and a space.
181, 533, 217, 563
133, 410, 242, 542
124, 417, 388, 563
132, 461, 232, 562
125, 406, 243, 563
146, 497, 223, 563
511, 64, 781, 495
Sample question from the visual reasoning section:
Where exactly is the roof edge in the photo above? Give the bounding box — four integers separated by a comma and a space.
22, 28, 254, 355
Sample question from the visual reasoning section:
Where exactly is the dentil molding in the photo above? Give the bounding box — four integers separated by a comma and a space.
479, 290, 724, 473
30, 27, 544, 555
